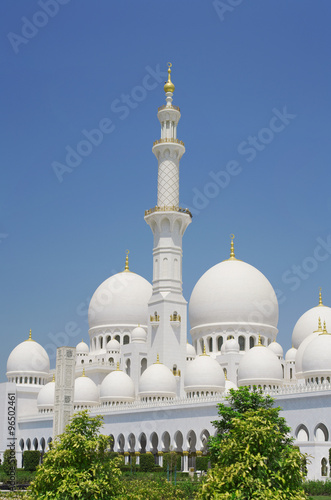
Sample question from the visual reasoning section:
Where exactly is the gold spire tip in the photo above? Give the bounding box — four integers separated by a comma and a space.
52, 374, 55, 382
26, 329, 34, 342
314, 317, 322, 333
82, 368, 86, 377
164, 62, 175, 94
156, 353, 160, 364
318, 287, 323, 306
229, 234, 236, 260
124, 249, 130, 272
258, 335, 262, 346
116, 362, 120, 371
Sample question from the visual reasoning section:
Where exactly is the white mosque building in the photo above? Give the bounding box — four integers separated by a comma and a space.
1, 64, 331, 479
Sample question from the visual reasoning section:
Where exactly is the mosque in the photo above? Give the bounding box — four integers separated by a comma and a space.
1, 64, 331, 480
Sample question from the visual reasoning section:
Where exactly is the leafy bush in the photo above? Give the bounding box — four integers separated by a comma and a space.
23, 450, 40, 471
196, 455, 210, 471
139, 452, 155, 472
118, 477, 187, 499
304, 479, 331, 495
3, 448, 17, 476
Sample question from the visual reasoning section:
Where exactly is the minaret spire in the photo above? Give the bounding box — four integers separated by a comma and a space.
124, 250, 130, 272
318, 287, 323, 306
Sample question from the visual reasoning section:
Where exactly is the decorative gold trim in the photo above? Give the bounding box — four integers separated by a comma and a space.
124, 249, 130, 272
158, 104, 180, 112
314, 317, 323, 333
318, 287, 323, 306
145, 206, 192, 218
153, 138, 184, 147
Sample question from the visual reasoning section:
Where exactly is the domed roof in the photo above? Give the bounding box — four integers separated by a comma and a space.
302, 326, 331, 378
106, 339, 120, 351
291, 291, 331, 349
131, 326, 147, 343
100, 369, 135, 402
224, 338, 239, 354
138, 357, 177, 399
7, 330, 50, 375
88, 259, 152, 329
184, 353, 225, 393
74, 372, 99, 406
225, 378, 238, 394
189, 243, 278, 333
76, 340, 89, 354
268, 341, 284, 358
295, 332, 319, 377
238, 339, 283, 387
37, 378, 55, 409
285, 346, 297, 363
186, 342, 196, 358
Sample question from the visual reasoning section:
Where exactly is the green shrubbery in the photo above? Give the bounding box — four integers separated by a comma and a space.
3, 449, 17, 476
304, 479, 331, 496
163, 451, 181, 472
196, 455, 209, 472
23, 451, 40, 471
139, 452, 155, 472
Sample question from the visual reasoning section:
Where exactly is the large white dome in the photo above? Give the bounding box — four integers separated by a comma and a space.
138, 360, 177, 399
88, 271, 152, 329
7, 332, 50, 377
184, 353, 225, 394
100, 369, 135, 403
189, 259, 278, 333
238, 343, 283, 387
291, 301, 331, 349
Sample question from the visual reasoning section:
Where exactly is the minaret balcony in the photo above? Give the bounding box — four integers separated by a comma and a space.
153, 138, 184, 147
145, 206, 192, 218
158, 104, 180, 112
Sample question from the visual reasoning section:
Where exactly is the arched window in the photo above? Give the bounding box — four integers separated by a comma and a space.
115, 335, 120, 343
141, 358, 147, 375
321, 458, 328, 477
223, 367, 227, 378
123, 335, 130, 345
249, 336, 255, 349
109, 357, 114, 364
238, 336, 245, 351
290, 368, 293, 379
126, 359, 131, 377
315, 424, 329, 442
296, 425, 309, 442
99, 337, 103, 349
217, 336, 223, 351
200, 339, 204, 354
208, 338, 213, 353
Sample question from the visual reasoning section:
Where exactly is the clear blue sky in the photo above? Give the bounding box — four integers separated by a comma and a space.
1, 1, 331, 381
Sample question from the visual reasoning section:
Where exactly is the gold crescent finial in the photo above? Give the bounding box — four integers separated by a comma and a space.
229, 234, 236, 260
164, 63, 175, 94
124, 250, 130, 272
318, 287, 323, 306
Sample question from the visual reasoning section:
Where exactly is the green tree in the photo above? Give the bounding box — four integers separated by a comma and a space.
196, 408, 308, 500
27, 410, 124, 499
209, 386, 292, 462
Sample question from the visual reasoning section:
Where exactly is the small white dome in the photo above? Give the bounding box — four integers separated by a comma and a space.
76, 340, 89, 354
100, 369, 135, 403
138, 360, 177, 399
131, 326, 147, 343
189, 259, 278, 333
291, 301, 331, 349
186, 343, 196, 358
268, 341, 284, 359
88, 271, 152, 329
106, 339, 120, 351
74, 374, 99, 406
184, 354, 225, 394
224, 338, 239, 354
285, 347, 297, 363
301, 330, 331, 379
37, 379, 55, 410
238, 343, 283, 387
7, 334, 50, 377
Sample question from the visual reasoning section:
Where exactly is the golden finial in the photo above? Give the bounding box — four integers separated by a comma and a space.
258, 335, 263, 346
52, 374, 55, 382
26, 329, 34, 342
124, 249, 130, 272
200, 344, 208, 356
155, 354, 160, 364
82, 368, 86, 377
224, 368, 228, 380
229, 234, 236, 260
314, 317, 322, 333
318, 287, 323, 306
320, 321, 330, 335
116, 362, 120, 371
164, 62, 175, 94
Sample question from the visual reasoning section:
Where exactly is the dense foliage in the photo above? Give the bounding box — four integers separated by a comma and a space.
163, 451, 181, 472
3, 449, 17, 477
22, 451, 40, 472
209, 386, 291, 462
139, 452, 155, 472
27, 410, 124, 499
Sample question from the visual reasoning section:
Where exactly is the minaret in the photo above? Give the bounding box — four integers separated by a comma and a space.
144, 63, 191, 396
